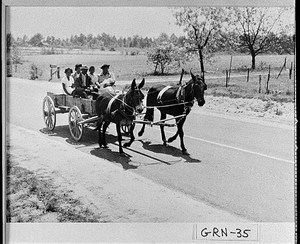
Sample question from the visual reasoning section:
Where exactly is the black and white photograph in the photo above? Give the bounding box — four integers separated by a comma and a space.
3, 0, 296, 243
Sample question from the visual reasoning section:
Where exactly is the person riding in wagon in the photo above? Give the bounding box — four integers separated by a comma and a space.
72, 64, 82, 81
98, 64, 115, 88
61, 68, 74, 96
73, 65, 92, 98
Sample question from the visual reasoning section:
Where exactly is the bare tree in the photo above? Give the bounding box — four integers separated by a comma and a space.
173, 7, 227, 79
227, 7, 293, 69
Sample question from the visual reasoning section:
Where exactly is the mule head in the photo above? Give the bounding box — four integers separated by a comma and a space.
127, 78, 145, 114
191, 71, 207, 107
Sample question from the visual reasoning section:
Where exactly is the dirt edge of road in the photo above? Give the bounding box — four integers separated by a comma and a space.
6, 124, 249, 223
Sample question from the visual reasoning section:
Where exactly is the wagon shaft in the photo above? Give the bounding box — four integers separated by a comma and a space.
78, 116, 99, 125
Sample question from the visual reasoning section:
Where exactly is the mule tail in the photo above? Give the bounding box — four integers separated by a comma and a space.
93, 117, 103, 131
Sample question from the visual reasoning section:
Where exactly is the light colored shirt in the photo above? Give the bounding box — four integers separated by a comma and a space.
61, 76, 74, 94
89, 73, 99, 87
72, 72, 80, 81
98, 71, 115, 88
81, 74, 87, 87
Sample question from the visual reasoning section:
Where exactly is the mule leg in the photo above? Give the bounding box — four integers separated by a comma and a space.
167, 131, 178, 143
159, 113, 167, 146
116, 122, 124, 154
138, 124, 145, 137
124, 124, 135, 148
98, 120, 104, 148
101, 120, 110, 148
138, 107, 154, 137
177, 117, 189, 155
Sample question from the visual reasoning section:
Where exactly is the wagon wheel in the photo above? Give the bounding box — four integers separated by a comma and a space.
42, 96, 56, 131
68, 106, 84, 141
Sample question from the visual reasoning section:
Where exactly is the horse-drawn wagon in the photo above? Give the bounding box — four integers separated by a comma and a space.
42, 92, 100, 141
42, 72, 207, 155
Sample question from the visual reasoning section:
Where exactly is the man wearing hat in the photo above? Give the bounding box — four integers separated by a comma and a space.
98, 64, 115, 88
73, 65, 91, 98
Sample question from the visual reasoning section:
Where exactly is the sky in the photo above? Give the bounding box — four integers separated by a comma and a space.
8, 7, 185, 39
7, 6, 294, 40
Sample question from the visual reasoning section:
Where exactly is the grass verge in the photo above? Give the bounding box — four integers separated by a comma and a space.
6, 153, 107, 223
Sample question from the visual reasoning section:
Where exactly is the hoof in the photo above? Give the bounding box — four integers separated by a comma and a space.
182, 150, 190, 155
123, 142, 131, 148
163, 141, 167, 146
167, 138, 175, 143
100, 144, 108, 149
119, 151, 126, 156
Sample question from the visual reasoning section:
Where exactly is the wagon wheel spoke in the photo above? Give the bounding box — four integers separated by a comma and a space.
68, 106, 83, 141
42, 96, 56, 131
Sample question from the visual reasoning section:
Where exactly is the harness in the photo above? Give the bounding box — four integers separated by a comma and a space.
157, 86, 172, 103
107, 94, 122, 115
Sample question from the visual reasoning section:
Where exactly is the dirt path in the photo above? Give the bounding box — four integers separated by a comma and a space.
7, 124, 249, 223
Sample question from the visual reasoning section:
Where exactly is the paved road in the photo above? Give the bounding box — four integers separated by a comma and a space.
6, 77, 295, 222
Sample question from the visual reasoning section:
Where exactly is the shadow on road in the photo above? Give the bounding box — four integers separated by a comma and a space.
90, 147, 138, 170
139, 140, 201, 163
39, 127, 199, 169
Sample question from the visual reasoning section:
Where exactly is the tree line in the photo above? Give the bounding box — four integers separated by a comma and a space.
7, 7, 295, 74
8, 30, 294, 55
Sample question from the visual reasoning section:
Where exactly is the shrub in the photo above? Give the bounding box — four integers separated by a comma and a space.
29, 63, 43, 80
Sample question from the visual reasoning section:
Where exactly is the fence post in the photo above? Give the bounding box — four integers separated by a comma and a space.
277, 57, 287, 79
225, 70, 228, 88
289, 62, 293, 79
258, 75, 261, 93
57, 66, 60, 79
266, 65, 270, 94
246, 68, 250, 82
228, 56, 233, 83
50, 66, 53, 81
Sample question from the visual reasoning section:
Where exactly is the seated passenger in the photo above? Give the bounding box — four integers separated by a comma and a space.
98, 64, 115, 88
61, 68, 74, 96
73, 65, 91, 98
72, 64, 82, 81
88, 66, 101, 92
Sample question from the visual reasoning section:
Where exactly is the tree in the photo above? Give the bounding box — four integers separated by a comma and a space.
227, 7, 293, 69
173, 7, 227, 78
147, 42, 191, 75
29, 33, 44, 46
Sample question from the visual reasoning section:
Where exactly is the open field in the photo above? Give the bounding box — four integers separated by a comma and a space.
8, 50, 295, 102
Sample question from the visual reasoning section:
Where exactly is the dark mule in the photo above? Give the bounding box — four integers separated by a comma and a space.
138, 72, 207, 155
95, 79, 145, 154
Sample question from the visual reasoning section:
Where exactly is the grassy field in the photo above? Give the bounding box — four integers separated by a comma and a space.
8, 50, 295, 102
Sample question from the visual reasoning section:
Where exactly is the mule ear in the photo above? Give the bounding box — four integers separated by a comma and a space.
138, 78, 145, 89
190, 68, 196, 81
131, 78, 137, 90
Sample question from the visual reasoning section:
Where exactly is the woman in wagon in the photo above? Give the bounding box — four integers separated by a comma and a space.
61, 68, 74, 96
98, 64, 115, 88
73, 65, 91, 98
72, 64, 82, 81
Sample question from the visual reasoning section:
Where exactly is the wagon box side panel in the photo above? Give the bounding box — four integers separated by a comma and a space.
65, 96, 95, 114
54, 94, 67, 107
46, 93, 66, 107
81, 99, 94, 114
